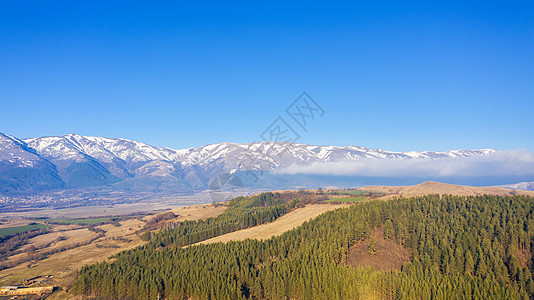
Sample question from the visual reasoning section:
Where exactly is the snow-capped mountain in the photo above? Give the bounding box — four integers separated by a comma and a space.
0, 133, 65, 192
499, 182, 534, 191
0, 132, 496, 194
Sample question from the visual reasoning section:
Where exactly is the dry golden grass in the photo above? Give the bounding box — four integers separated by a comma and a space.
0, 204, 226, 299
0, 220, 144, 279
3, 182, 525, 298
0, 218, 33, 229
7, 228, 99, 264
361, 181, 534, 200
194, 204, 349, 245
0, 221, 145, 299
169, 203, 227, 221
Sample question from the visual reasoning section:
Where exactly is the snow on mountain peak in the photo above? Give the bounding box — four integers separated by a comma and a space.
16, 134, 499, 170
0, 132, 504, 193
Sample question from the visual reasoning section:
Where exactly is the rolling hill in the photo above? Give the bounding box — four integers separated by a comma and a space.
361, 181, 534, 200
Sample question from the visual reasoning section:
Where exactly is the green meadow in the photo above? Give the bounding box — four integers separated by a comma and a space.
0, 223, 50, 237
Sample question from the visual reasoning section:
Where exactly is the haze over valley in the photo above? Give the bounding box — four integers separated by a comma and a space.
3, 132, 533, 215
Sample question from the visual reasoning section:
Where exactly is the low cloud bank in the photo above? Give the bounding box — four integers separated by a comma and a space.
275, 149, 534, 178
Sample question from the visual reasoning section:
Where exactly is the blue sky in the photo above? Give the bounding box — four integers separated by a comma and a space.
1, 1, 533, 152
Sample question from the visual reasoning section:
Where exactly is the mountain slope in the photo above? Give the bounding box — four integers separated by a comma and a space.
25, 135, 124, 188
0, 133, 65, 192
498, 181, 534, 191
0, 132, 498, 194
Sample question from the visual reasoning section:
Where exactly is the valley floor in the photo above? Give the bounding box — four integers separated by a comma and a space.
0, 203, 227, 299
2, 182, 532, 299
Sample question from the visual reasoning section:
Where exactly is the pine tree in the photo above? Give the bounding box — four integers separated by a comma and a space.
465, 251, 475, 275
384, 219, 394, 239
368, 236, 376, 255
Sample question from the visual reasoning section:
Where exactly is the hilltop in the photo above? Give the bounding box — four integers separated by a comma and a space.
361, 181, 534, 200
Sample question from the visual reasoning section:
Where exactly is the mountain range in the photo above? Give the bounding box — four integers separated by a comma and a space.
0, 132, 499, 194
499, 181, 534, 191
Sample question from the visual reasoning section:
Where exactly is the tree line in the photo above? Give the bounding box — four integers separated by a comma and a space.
72, 194, 534, 299
142, 191, 323, 247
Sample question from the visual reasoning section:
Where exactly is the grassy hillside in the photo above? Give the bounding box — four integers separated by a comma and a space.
362, 181, 534, 200
72, 194, 534, 299
195, 204, 349, 245
324, 196, 367, 203
45, 217, 114, 225
141, 190, 326, 247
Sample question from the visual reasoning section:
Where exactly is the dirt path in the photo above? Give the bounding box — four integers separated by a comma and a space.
194, 204, 350, 245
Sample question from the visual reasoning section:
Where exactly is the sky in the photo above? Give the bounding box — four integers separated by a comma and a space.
1, 1, 533, 152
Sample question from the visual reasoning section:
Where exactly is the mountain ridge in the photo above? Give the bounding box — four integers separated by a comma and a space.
498, 181, 534, 191
0, 132, 497, 194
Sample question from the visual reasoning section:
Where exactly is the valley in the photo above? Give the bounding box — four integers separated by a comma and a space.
0, 191, 226, 219
70, 192, 534, 299
0, 132, 503, 198
3, 3, 531, 299
1, 182, 533, 298
0, 189, 370, 297
0, 203, 227, 299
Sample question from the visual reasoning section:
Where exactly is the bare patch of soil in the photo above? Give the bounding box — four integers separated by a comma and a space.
517, 248, 532, 269
347, 229, 411, 272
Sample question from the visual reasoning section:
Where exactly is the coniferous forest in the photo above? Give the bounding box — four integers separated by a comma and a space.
72, 194, 534, 299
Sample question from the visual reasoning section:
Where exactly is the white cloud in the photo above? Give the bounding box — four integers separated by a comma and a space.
274, 149, 534, 178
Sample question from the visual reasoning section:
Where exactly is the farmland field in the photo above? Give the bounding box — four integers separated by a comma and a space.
0, 202, 228, 300
44, 217, 113, 225
0, 223, 50, 237
338, 190, 369, 196
324, 196, 367, 203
